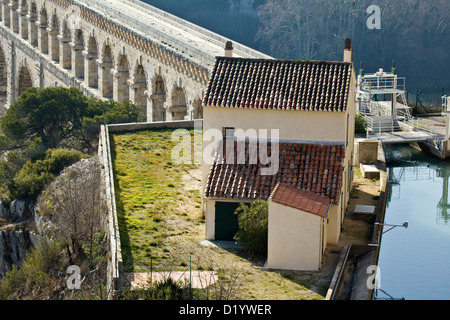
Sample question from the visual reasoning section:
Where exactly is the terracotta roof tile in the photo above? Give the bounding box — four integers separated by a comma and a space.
271, 183, 331, 217
203, 57, 353, 112
205, 140, 345, 203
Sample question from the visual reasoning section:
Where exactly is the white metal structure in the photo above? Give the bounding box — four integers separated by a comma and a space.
356, 64, 445, 143
443, 96, 450, 114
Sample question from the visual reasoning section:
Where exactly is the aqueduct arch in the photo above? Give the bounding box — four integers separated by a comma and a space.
61, 20, 72, 70
171, 86, 187, 121
49, 14, 59, 62
73, 29, 84, 79
29, 2, 38, 47
0, 0, 270, 119
17, 65, 32, 97
133, 64, 147, 116
19, 0, 28, 40
86, 36, 98, 88
39, 7, 48, 54
152, 74, 166, 122
116, 54, 129, 103
193, 98, 203, 120
101, 44, 114, 99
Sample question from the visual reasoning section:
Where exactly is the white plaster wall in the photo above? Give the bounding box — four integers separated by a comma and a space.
267, 200, 323, 271
203, 107, 348, 143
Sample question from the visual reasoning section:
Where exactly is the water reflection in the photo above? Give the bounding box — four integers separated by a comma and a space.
386, 146, 450, 224
375, 143, 450, 300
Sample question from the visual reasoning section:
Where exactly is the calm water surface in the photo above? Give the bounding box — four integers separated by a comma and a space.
374, 144, 450, 300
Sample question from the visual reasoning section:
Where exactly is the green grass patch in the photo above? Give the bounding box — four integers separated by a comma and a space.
110, 128, 202, 271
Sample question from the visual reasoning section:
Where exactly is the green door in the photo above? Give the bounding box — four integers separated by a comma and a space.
214, 202, 241, 240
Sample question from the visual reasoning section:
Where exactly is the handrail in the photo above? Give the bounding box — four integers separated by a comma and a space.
330, 244, 352, 300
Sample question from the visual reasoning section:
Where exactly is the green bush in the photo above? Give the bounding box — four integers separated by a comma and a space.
0, 87, 145, 153
234, 199, 268, 254
11, 148, 88, 200
82, 100, 146, 141
0, 239, 67, 300
122, 278, 190, 300
355, 113, 368, 134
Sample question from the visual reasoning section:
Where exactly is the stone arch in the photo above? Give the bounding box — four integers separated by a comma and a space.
73, 29, 84, 79
152, 74, 166, 122
61, 20, 71, 69
29, 2, 38, 47
49, 14, 59, 62
18, 65, 33, 97
3, 0, 11, 27
11, 0, 19, 33
0, 46, 7, 114
87, 36, 98, 88
133, 64, 147, 116
19, 0, 28, 39
117, 54, 130, 103
39, 7, 49, 54
171, 86, 187, 120
101, 44, 113, 99
193, 98, 203, 119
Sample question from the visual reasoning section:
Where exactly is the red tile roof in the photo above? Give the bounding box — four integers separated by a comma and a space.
203, 57, 353, 112
204, 140, 345, 204
270, 183, 331, 217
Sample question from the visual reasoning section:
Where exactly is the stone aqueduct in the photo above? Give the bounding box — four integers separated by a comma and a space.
0, 0, 270, 122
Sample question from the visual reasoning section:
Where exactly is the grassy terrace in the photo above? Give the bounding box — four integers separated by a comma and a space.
110, 128, 332, 300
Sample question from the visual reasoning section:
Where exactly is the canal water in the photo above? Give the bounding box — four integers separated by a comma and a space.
374, 143, 450, 300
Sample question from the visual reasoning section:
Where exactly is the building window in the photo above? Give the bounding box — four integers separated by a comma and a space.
222, 127, 235, 139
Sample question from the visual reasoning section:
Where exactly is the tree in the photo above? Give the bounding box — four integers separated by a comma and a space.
255, 0, 450, 88
256, 0, 354, 60
0, 87, 145, 153
38, 156, 105, 260
1, 87, 90, 150
234, 199, 268, 254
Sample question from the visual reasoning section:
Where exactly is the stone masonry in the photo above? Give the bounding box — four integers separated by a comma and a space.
0, 0, 271, 120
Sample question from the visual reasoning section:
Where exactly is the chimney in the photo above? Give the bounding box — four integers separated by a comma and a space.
344, 38, 352, 63
225, 41, 233, 58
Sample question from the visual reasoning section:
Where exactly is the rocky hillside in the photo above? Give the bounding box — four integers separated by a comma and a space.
0, 201, 39, 277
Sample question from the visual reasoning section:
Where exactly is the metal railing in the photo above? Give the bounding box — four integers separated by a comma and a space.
359, 76, 406, 94
359, 111, 443, 141
443, 96, 450, 113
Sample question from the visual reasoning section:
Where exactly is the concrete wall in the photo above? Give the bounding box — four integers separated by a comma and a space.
326, 204, 341, 245
356, 139, 379, 165
267, 200, 324, 271
98, 124, 123, 299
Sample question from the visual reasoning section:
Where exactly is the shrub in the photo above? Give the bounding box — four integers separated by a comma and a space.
234, 199, 268, 254
0, 239, 67, 300
355, 113, 368, 134
122, 278, 190, 300
11, 148, 88, 200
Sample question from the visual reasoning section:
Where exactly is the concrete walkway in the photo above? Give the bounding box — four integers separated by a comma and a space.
123, 270, 219, 289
